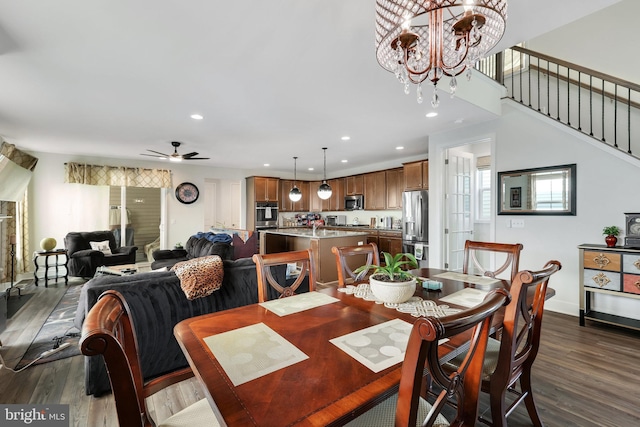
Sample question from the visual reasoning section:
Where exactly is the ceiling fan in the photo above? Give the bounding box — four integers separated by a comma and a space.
141, 141, 210, 161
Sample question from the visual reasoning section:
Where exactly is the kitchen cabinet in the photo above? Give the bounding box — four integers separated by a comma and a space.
378, 230, 402, 256
578, 244, 640, 331
403, 160, 429, 190
322, 178, 344, 212
252, 177, 279, 202
279, 180, 309, 212
309, 181, 323, 212
364, 171, 386, 210
345, 175, 364, 196
385, 168, 404, 210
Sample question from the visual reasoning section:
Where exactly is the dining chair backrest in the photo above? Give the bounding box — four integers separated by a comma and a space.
253, 249, 316, 302
485, 260, 561, 426
79, 290, 205, 427
395, 289, 511, 426
331, 242, 380, 287
463, 240, 524, 282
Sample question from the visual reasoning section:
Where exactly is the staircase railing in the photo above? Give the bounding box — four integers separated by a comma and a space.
477, 46, 640, 161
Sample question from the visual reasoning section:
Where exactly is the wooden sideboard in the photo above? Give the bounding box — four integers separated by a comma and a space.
578, 244, 640, 331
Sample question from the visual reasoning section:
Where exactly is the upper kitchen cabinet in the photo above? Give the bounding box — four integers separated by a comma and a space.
345, 175, 364, 196
309, 181, 323, 212
248, 176, 279, 202
364, 171, 386, 210
385, 168, 404, 210
279, 180, 310, 212
322, 178, 345, 211
403, 160, 429, 190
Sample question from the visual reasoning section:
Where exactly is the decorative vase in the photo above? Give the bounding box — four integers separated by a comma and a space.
369, 275, 417, 304
605, 235, 617, 248
40, 237, 57, 251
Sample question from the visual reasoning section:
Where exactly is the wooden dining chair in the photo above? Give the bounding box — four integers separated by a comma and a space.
252, 249, 316, 302
345, 289, 511, 427
463, 240, 524, 282
331, 242, 380, 287
446, 260, 562, 427
79, 290, 220, 427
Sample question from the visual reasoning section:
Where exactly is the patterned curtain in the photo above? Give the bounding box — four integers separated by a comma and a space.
64, 162, 172, 188
0, 141, 38, 278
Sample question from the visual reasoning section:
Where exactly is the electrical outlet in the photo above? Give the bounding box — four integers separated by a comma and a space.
511, 219, 525, 228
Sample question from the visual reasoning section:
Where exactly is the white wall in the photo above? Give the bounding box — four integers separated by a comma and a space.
430, 102, 640, 318
28, 151, 249, 255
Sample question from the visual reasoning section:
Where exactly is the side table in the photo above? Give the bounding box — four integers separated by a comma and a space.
33, 249, 69, 287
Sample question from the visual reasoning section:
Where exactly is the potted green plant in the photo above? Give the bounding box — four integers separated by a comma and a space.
602, 226, 620, 248
354, 252, 419, 303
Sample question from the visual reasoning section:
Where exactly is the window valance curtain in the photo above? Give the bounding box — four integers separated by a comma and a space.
65, 162, 172, 188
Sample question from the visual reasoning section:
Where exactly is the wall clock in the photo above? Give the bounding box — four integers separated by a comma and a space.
624, 213, 640, 248
175, 182, 199, 204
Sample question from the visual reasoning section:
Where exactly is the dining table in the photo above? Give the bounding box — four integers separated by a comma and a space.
173, 268, 511, 427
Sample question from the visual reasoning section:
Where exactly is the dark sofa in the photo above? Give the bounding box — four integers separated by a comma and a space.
151, 234, 233, 270
74, 257, 286, 396
64, 230, 138, 277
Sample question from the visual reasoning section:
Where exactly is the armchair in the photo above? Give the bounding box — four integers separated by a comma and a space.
64, 230, 138, 277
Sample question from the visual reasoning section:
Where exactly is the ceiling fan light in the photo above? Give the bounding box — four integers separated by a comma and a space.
169, 157, 182, 162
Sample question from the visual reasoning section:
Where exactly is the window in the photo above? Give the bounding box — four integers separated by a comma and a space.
476, 168, 491, 221
532, 171, 568, 211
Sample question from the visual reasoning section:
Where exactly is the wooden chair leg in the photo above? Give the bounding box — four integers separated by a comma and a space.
489, 387, 509, 427
521, 368, 544, 427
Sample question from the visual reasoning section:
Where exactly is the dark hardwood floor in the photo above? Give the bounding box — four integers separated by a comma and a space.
1, 277, 638, 426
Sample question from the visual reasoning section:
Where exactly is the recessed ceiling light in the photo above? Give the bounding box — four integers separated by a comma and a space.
264, 163, 270, 167
454, 118, 464, 124
190, 114, 204, 120
341, 136, 350, 141
341, 159, 348, 163
396, 146, 404, 150
425, 112, 438, 118
308, 167, 314, 171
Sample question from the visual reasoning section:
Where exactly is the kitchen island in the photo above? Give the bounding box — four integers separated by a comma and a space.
259, 228, 369, 285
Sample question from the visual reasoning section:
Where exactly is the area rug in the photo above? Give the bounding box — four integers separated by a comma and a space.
7, 293, 34, 319
14, 283, 83, 370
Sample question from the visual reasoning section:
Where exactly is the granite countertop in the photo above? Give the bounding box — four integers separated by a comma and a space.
264, 228, 369, 239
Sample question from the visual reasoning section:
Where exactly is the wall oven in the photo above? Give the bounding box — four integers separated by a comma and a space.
255, 202, 278, 228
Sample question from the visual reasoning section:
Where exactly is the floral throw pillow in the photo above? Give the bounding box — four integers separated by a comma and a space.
172, 255, 224, 300
89, 240, 112, 255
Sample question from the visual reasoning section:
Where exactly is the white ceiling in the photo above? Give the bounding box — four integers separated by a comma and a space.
0, 0, 621, 177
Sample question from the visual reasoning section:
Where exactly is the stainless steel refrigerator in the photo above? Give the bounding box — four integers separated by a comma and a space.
402, 190, 428, 263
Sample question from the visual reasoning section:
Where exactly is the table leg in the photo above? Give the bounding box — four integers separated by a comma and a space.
44, 254, 49, 288
33, 254, 39, 286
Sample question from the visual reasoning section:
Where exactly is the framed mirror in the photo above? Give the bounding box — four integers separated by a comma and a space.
498, 164, 576, 215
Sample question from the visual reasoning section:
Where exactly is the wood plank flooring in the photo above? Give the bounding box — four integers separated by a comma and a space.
1, 277, 639, 426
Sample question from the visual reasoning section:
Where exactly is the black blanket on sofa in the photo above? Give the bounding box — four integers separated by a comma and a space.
76, 257, 285, 396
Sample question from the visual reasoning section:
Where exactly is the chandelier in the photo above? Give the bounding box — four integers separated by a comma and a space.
289, 156, 302, 202
317, 148, 332, 200
375, 0, 507, 107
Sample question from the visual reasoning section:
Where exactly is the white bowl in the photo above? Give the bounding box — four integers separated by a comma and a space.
369, 276, 417, 304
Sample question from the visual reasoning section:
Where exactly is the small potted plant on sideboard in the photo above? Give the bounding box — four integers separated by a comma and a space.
602, 226, 621, 248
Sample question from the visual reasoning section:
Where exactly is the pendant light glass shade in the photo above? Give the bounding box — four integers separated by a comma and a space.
317, 148, 332, 200
289, 156, 302, 202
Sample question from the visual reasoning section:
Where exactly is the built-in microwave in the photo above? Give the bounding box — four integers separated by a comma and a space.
344, 194, 364, 210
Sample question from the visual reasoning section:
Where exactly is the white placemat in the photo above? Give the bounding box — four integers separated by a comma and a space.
437, 287, 491, 308
203, 323, 308, 386
433, 272, 501, 286
330, 318, 413, 373
259, 291, 339, 316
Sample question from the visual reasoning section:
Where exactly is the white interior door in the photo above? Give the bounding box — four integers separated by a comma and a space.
445, 149, 474, 271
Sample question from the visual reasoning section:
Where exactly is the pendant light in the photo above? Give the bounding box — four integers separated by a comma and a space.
317, 147, 332, 200
289, 156, 302, 202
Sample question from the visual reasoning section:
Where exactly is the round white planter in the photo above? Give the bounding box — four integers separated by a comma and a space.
369, 276, 417, 304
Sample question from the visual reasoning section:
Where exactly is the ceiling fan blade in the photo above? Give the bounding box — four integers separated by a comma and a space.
147, 149, 170, 156
185, 157, 210, 160
182, 152, 199, 158
141, 153, 166, 158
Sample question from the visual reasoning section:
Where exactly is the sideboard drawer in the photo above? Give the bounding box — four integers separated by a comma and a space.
622, 254, 640, 274
583, 251, 621, 271
623, 274, 640, 295
583, 269, 621, 291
